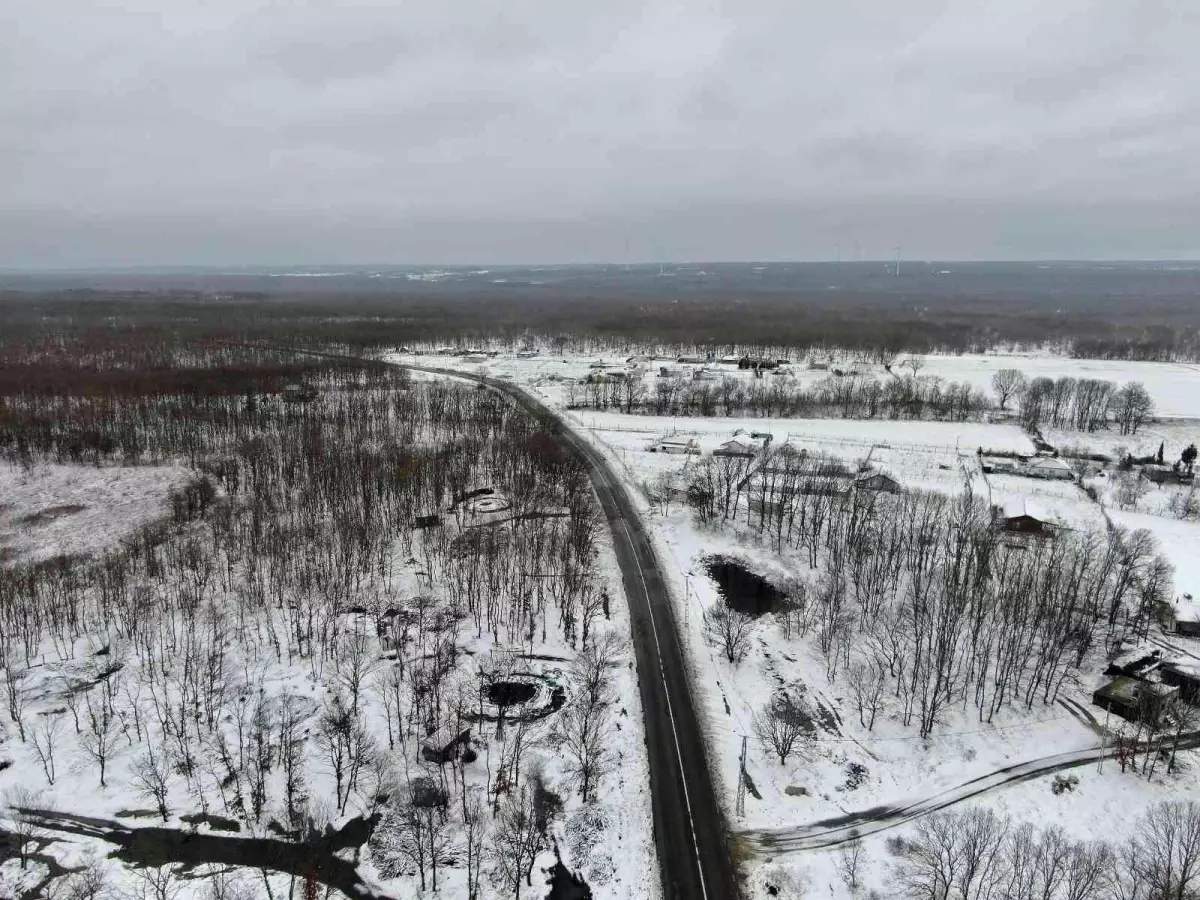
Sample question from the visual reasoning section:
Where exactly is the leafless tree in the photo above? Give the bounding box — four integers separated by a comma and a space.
490, 784, 546, 900
1113, 381, 1155, 435
1125, 800, 1200, 899
31, 714, 64, 785
552, 633, 619, 801
128, 864, 183, 900
3, 661, 30, 742
371, 791, 433, 891
893, 808, 1008, 900
846, 655, 889, 730
753, 694, 809, 765
5, 787, 45, 870
47, 851, 111, 900
131, 744, 174, 821
992, 368, 1028, 411
838, 837, 866, 893
702, 603, 759, 665
463, 788, 487, 900
79, 687, 120, 787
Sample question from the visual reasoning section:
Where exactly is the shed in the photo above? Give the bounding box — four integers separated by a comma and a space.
421, 727, 472, 764
1160, 661, 1200, 703
1141, 465, 1175, 485
1092, 676, 1178, 724
653, 436, 700, 455
1172, 594, 1200, 637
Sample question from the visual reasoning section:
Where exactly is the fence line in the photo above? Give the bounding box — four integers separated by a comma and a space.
565, 412, 1019, 457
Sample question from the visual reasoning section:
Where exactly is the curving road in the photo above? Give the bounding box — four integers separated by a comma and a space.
399, 363, 739, 900
248, 348, 739, 896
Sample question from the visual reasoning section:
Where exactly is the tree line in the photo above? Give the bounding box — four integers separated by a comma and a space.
883, 801, 1200, 900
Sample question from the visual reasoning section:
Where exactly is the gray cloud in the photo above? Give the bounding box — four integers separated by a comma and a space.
2, 0, 1198, 267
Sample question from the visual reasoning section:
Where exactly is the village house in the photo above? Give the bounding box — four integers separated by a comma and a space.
714, 438, 760, 458
1026, 456, 1074, 480
855, 471, 902, 493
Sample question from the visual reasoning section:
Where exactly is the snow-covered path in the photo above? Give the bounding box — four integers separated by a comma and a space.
741, 731, 1200, 853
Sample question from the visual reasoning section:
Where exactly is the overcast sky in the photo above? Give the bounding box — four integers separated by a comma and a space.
2, 0, 1197, 267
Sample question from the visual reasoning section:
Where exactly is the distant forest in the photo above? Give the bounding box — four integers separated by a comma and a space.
3, 261, 1200, 358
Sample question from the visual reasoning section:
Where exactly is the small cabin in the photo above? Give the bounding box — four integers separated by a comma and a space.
855, 472, 902, 494
997, 499, 1057, 536
1140, 465, 1175, 485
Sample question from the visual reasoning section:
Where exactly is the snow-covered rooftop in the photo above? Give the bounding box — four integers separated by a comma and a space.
1001, 497, 1050, 522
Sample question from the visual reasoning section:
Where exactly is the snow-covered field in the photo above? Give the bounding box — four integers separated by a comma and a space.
389, 348, 1200, 421
389, 347, 1200, 898
1048, 419, 1199, 462
1107, 509, 1200, 599
915, 355, 1200, 420
0, 462, 191, 563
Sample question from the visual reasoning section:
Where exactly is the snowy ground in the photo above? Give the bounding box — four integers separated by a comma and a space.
914, 355, 1200, 421
387, 348, 1200, 421
1107, 509, 1200, 600
1048, 419, 1199, 462
0, 427, 656, 898
0, 462, 191, 564
386, 348, 1200, 898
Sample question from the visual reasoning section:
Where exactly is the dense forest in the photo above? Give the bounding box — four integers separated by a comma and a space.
3, 259, 1200, 359
0, 340, 633, 899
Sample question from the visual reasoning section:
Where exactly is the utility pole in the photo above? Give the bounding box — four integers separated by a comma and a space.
1098, 703, 1112, 773
735, 735, 748, 817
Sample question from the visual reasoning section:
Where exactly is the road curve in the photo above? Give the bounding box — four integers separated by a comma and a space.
742, 732, 1200, 854
407, 364, 739, 900
251, 349, 740, 900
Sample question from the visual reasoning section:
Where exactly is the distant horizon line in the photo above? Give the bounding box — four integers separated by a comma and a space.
3, 258, 1199, 275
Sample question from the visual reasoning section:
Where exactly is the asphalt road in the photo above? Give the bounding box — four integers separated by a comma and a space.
398, 363, 740, 900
